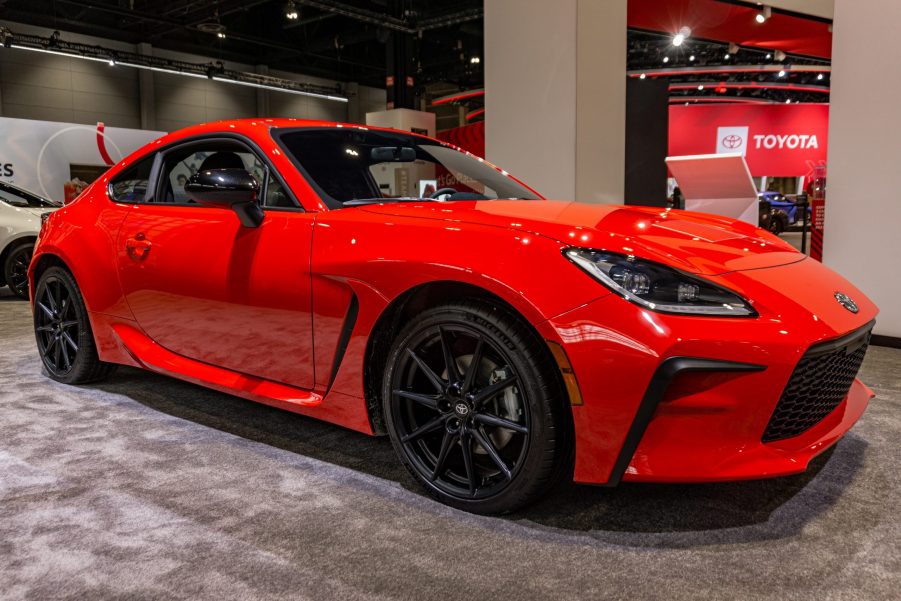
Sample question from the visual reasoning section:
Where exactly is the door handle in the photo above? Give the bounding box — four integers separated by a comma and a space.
126, 232, 152, 260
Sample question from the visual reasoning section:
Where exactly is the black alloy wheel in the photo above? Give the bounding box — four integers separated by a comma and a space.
33, 266, 115, 384
383, 301, 570, 514
3, 241, 33, 299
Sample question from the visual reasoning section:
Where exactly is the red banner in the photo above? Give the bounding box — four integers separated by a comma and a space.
669, 104, 829, 177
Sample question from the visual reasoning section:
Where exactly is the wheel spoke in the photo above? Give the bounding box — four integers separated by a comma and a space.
462, 336, 484, 394
60, 320, 79, 330
37, 302, 54, 320
45, 336, 58, 356
62, 331, 78, 353
393, 389, 441, 411
43, 287, 57, 314
471, 427, 513, 481
36, 325, 54, 333
401, 414, 445, 443
59, 341, 71, 370
53, 338, 63, 369
51, 281, 63, 313
405, 348, 445, 392
430, 431, 457, 481
438, 326, 461, 383
473, 412, 528, 434
472, 374, 519, 406
460, 432, 477, 495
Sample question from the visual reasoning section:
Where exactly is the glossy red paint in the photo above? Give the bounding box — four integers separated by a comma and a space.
29, 118, 877, 485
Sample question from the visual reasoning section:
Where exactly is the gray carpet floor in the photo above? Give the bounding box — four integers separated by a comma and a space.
0, 287, 899, 600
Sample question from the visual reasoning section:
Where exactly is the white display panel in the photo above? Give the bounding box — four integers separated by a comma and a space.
666, 152, 759, 224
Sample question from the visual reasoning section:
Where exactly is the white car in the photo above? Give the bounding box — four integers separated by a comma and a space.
0, 181, 61, 299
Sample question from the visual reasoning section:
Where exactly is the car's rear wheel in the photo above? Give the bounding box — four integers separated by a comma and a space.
382, 301, 569, 514
768, 210, 789, 235
33, 266, 116, 384
3, 241, 33, 299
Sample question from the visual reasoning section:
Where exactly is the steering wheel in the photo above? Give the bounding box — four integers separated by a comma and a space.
429, 187, 458, 200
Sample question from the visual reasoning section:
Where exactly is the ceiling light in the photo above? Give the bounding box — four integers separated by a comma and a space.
639, 73, 647, 79
778, 69, 786, 77
470, 55, 480, 64
698, 85, 705, 91
766, 53, 772, 59
217, 31, 226, 39
284, 1, 299, 20
663, 56, 669, 63
673, 33, 685, 47
689, 55, 696, 62
817, 73, 824, 80
756, 6, 772, 24
785, 99, 792, 104
108, 58, 115, 66
724, 53, 731, 60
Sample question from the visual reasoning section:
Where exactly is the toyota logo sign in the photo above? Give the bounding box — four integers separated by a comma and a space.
722, 134, 743, 149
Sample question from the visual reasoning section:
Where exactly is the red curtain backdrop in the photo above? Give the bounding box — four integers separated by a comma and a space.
437, 121, 485, 157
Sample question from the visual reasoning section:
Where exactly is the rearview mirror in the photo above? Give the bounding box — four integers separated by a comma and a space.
185, 168, 264, 228
370, 146, 416, 163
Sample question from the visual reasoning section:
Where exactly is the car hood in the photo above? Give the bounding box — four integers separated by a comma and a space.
358, 200, 804, 276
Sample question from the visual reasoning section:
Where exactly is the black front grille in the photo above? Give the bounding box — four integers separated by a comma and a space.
762, 324, 873, 443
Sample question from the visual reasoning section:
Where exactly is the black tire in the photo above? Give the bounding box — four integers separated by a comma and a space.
3, 241, 33, 299
382, 300, 570, 514
33, 266, 116, 384
768, 210, 789, 235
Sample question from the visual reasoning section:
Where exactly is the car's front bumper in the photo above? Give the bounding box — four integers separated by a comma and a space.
538, 257, 879, 485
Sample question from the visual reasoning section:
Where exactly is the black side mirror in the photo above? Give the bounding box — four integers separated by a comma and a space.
185, 168, 264, 228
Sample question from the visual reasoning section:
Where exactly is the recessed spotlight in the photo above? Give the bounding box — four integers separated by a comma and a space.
639, 73, 647, 79
698, 84, 705, 91
285, 1, 299, 20
217, 31, 226, 39
778, 69, 786, 77
470, 55, 480, 64
785, 99, 792, 104
673, 33, 685, 47
817, 73, 824, 80
689, 55, 696, 62
724, 53, 731, 60
108, 58, 115, 66
766, 53, 773, 59
663, 56, 670, 63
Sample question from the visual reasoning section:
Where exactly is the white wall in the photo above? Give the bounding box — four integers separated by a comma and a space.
825, 0, 901, 337
484, 0, 626, 202
0, 21, 386, 132
765, 0, 834, 19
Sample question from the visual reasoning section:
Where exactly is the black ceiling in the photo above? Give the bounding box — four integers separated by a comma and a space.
0, 0, 831, 108
0, 0, 485, 89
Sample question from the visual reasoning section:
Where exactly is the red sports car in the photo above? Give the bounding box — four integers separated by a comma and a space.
29, 119, 877, 514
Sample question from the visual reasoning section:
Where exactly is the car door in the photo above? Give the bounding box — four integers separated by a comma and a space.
114, 136, 316, 390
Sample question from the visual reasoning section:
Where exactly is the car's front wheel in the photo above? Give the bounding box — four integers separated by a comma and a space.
382, 301, 570, 514
3, 241, 34, 299
33, 266, 116, 384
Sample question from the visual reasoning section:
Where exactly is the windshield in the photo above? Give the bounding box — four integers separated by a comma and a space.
275, 128, 541, 208
0, 184, 61, 208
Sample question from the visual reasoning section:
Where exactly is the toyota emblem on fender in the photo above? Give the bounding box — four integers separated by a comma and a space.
834, 292, 859, 314
722, 134, 743, 149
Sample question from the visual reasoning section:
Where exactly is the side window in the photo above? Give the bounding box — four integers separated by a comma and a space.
154, 140, 298, 209
109, 154, 155, 203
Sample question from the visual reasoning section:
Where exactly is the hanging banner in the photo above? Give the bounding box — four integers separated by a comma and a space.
0, 116, 164, 203
669, 104, 829, 177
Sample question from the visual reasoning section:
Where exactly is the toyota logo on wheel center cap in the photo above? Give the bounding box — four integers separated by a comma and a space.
834, 291, 859, 314
454, 403, 470, 416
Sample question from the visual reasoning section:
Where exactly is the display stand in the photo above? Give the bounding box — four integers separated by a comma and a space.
665, 153, 759, 224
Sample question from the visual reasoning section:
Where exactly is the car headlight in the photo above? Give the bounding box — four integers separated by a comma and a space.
564, 248, 757, 317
